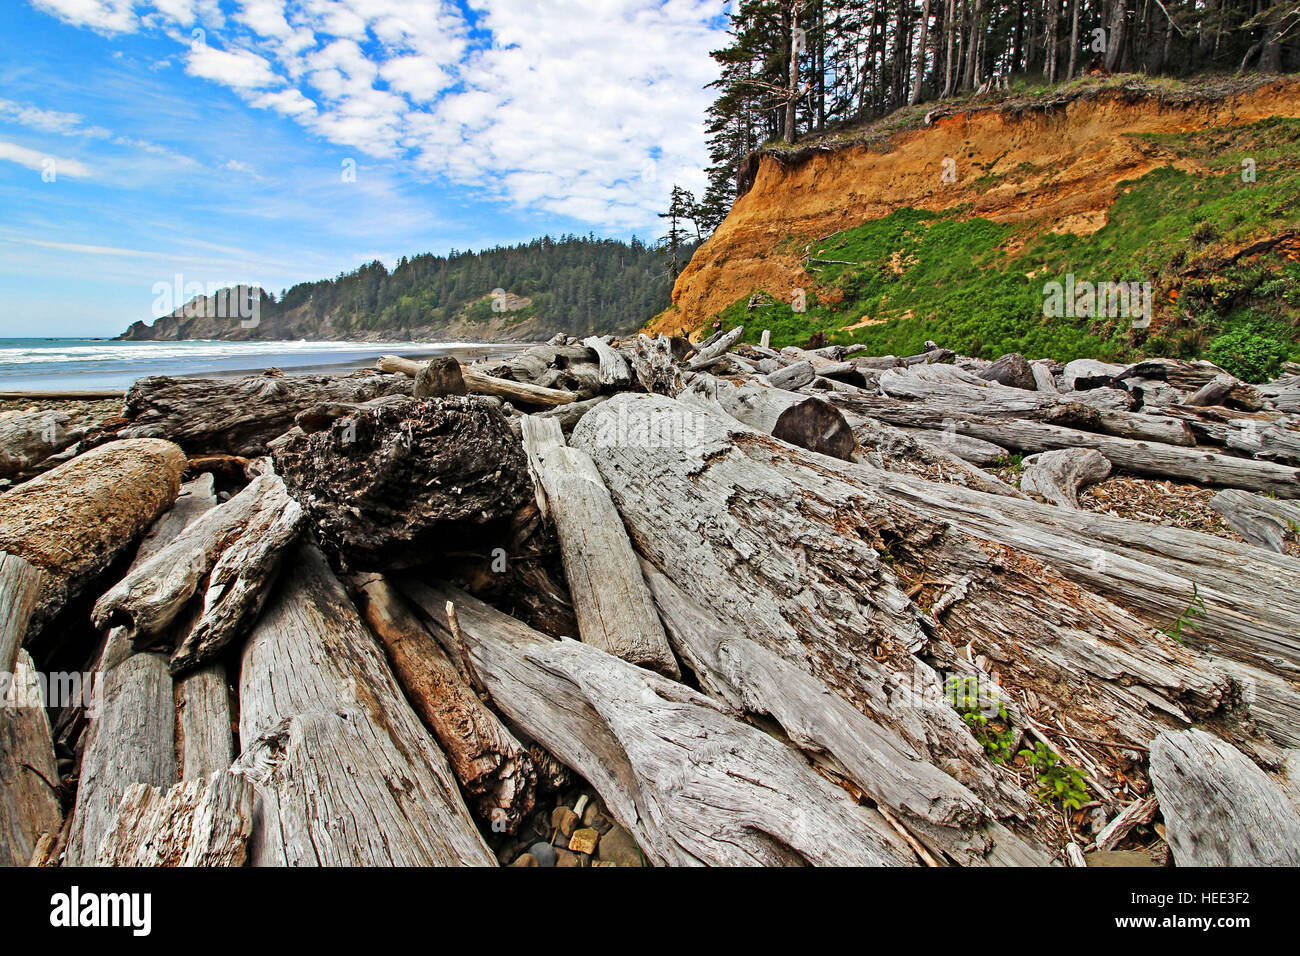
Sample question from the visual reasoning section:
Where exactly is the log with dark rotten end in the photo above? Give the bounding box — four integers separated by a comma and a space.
350, 573, 537, 832
399, 579, 919, 867
703, 377, 856, 461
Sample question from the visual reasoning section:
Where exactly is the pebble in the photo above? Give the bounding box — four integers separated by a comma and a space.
568, 828, 599, 855
552, 806, 579, 838
596, 825, 644, 867
509, 853, 539, 867
555, 847, 583, 868
528, 841, 557, 867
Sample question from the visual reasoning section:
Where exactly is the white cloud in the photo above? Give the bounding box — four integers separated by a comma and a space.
31, 0, 140, 34
185, 43, 282, 90
0, 140, 93, 177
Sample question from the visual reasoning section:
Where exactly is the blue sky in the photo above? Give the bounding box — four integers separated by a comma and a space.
0, 0, 727, 337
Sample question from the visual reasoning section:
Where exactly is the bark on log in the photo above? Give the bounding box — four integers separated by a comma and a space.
0, 651, 62, 867
572, 396, 1252, 818
0, 438, 186, 639
271, 396, 531, 570
630, 334, 682, 395
1020, 449, 1112, 508
400, 579, 917, 867
122, 371, 413, 456
377, 354, 576, 408
519, 415, 679, 677
1149, 729, 1300, 866
638, 559, 1049, 866
1208, 490, 1300, 554
825, 391, 1300, 497
236, 542, 494, 866
582, 336, 633, 388
351, 573, 536, 831
95, 771, 255, 867
90, 474, 301, 655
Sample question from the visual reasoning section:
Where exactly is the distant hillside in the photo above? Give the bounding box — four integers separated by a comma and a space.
119, 235, 678, 343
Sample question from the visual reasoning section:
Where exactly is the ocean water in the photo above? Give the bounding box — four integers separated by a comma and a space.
0, 339, 516, 392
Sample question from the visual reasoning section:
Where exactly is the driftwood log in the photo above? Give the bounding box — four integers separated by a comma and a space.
630, 334, 681, 395
122, 371, 413, 456
95, 771, 255, 867
572, 395, 1257, 816
519, 415, 679, 677
0, 438, 186, 641
0, 650, 62, 867
1019, 449, 1113, 508
704, 378, 855, 461
1149, 729, 1300, 866
400, 579, 917, 866
582, 336, 633, 388
351, 573, 536, 831
1209, 489, 1300, 553
0, 410, 84, 481
377, 354, 575, 407
272, 396, 531, 570
235, 543, 494, 866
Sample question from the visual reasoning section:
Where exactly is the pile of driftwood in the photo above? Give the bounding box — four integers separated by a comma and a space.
3, 330, 1299, 868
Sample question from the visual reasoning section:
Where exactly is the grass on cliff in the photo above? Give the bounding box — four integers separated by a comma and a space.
713, 115, 1300, 381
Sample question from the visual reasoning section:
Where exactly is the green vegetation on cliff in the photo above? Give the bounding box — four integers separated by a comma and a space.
713, 116, 1300, 382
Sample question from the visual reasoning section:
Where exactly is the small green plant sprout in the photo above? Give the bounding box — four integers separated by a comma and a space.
947, 676, 1018, 764
1018, 742, 1090, 811
1164, 583, 1208, 644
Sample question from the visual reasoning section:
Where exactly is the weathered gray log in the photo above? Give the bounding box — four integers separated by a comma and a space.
0, 650, 62, 867
630, 334, 681, 395
377, 354, 576, 407
898, 427, 1009, 466
534, 394, 610, 435
699, 378, 855, 460
686, 325, 745, 371
582, 336, 633, 388
519, 415, 678, 677
91, 474, 296, 645
0, 552, 40, 675
1020, 449, 1113, 508
1185, 374, 1264, 412
1209, 489, 1300, 553
1094, 796, 1158, 851
0, 438, 186, 639
1223, 418, 1300, 465
638, 559, 1049, 866
0, 410, 84, 481
572, 395, 1252, 816
351, 573, 536, 831
400, 580, 916, 867
852, 416, 1026, 498
766, 360, 815, 391
1030, 361, 1059, 393
781, 346, 855, 378
1063, 358, 1126, 390
177, 664, 234, 782
122, 371, 413, 456
1114, 358, 1227, 392
169, 479, 304, 676
236, 542, 494, 866
826, 390, 1300, 497
95, 771, 255, 867
66, 651, 177, 866
1149, 729, 1300, 866
271, 396, 531, 570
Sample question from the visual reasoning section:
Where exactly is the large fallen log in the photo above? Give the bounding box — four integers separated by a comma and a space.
400, 580, 917, 867
377, 354, 576, 408
351, 573, 536, 832
0, 410, 83, 481
851, 415, 1026, 499
825, 390, 1300, 497
0, 438, 186, 640
572, 395, 1254, 816
702, 378, 855, 461
271, 396, 531, 570
122, 371, 414, 456
1019, 449, 1112, 509
1149, 729, 1300, 866
0, 650, 62, 867
95, 771, 255, 867
236, 542, 494, 866
582, 336, 633, 388
638, 559, 1049, 866
519, 415, 679, 677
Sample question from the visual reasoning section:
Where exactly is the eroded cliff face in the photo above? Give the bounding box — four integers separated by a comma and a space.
652, 77, 1300, 335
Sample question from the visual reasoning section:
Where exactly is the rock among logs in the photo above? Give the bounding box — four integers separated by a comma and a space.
272, 396, 531, 570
